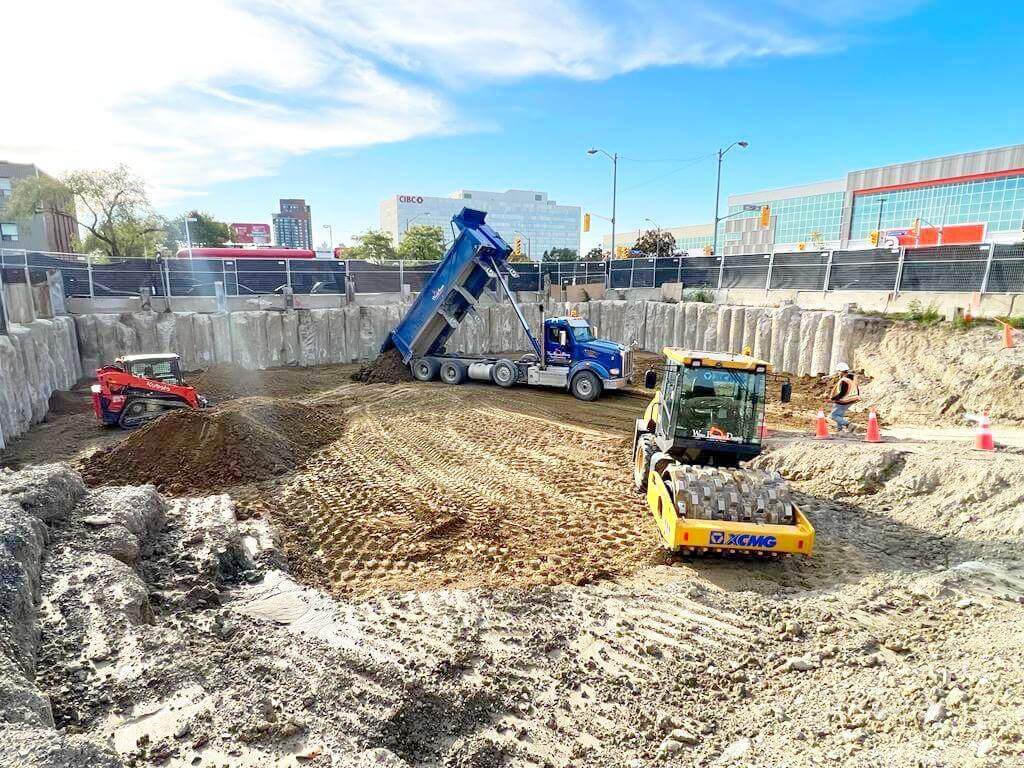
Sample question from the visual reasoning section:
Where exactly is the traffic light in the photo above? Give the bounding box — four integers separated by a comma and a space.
583, 212, 591, 233
759, 205, 771, 228
513, 236, 522, 257
615, 245, 630, 259
868, 230, 880, 246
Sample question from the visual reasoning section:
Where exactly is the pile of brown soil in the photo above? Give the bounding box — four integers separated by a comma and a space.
80, 397, 344, 494
351, 347, 413, 384
47, 390, 92, 417
190, 363, 353, 402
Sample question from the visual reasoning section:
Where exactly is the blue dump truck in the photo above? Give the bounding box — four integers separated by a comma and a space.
381, 208, 634, 401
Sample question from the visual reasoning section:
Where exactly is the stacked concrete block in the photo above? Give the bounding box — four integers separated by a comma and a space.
753, 311, 772, 362
282, 313, 299, 366
783, 310, 803, 376
728, 307, 745, 353
191, 315, 214, 369
210, 313, 233, 365
126, 312, 159, 354
622, 301, 647, 349
770, 305, 798, 372
265, 312, 285, 368
797, 312, 821, 377
830, 312, 858, 374
715, 306, 732, 355
811, 313, 835, 376
326, 309, 348, 364
742, 308, 760, 355
343, 306, 361, 363
599, 301, 626, 345
298, 310, 328, 367
173, 313, 197, 371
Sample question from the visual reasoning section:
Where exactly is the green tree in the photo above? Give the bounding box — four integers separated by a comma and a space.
5, 165, 164, 259
165, 211, 231, 250
632, 229, 676, 257
581, 246, 605, 262
396, 225, 445, 261
350, 229, 397, 262
542, 247, 578, 262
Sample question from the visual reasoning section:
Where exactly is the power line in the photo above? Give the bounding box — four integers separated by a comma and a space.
620, 154, 717, 193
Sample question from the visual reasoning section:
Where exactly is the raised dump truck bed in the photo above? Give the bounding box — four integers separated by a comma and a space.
382, 208, 633, 401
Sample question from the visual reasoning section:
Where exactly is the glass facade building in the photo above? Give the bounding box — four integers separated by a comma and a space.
381, 190, 581, 261
849, 172, 1024, 240
728, 190, 845, 243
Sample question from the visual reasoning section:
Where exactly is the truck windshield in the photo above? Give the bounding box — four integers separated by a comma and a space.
571, 325, 595, 343
672, 366, 764, 444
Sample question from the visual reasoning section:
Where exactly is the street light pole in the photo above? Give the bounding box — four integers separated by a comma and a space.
712, 141, 748, 257
587, 148, 618, 287
644, 217, 660, 258
184, 216, 197, 259
875, 198, 887, 241
322, 224, 334, 252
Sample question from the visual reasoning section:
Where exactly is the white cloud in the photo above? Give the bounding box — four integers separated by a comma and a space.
0, 1, 919, 203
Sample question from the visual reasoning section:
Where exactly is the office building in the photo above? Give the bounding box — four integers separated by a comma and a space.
380, 189, 581, 260
272, 199, 313, 249
606, 144, 1024, 256
231, 222, 271, 245
0, 161, 77, 253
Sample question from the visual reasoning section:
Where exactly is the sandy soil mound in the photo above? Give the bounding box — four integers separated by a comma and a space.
856, 322, 1024, 426
351, 347, 413, 384
80, 397, 344, 494
754, 438, 1024, 538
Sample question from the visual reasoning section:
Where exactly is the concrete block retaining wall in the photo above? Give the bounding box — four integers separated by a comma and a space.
0, 301, 873, 447
0, 317, 80, 448
67, 301, 863, 381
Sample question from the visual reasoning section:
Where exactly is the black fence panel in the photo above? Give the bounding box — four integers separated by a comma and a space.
288, 259, 346, 294
721, 253, 770, 289
987, 245, 1024, 293
165, 258, 227, 297
678, 256, 720, 287
899, 245, 990, 293
827, 249, 899, 291
769, 252, 828, 290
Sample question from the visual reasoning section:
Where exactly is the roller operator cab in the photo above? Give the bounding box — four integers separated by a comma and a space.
92, 353, 208, 429
633, 349, 814, 557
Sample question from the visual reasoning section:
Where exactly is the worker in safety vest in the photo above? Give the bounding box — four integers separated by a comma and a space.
829, 363, 860, 433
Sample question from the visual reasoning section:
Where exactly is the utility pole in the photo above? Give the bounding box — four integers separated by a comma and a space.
587, 148, 618, 287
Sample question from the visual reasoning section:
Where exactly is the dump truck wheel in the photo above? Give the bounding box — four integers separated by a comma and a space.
411, 357, 440, 381
632, 434, 655, 491
439, 360, 467, 385
570, 370, 602, 401
492, 360, 518, 388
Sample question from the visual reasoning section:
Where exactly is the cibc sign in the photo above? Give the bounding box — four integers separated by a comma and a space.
398, 195, 424, 204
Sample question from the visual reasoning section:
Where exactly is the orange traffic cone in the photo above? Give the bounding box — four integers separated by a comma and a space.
1002, 322, 1016, 350
865, 410, 882, 443
974, 412, 995, 452
814, 409, 830, 439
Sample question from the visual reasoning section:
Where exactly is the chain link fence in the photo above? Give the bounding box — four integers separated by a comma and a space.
3, 243, 1024, 301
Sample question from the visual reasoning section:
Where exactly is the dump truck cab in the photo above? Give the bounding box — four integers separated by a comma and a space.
542, 315, 632, 390
634, 348, 813, 556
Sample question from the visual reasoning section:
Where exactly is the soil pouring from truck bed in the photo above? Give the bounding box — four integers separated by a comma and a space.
351, 347, 413, 385
80, 397, 344, 494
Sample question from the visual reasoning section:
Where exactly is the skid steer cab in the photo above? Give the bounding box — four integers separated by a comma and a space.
633, 349, 814, 557
92, 353, 208, 429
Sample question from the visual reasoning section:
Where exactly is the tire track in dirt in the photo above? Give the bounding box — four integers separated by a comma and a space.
264, 385, 656, 597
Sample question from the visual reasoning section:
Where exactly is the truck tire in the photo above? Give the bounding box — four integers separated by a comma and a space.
439, 360, 467, 385
492, 360, 518, 388
411, 357, 440, 381
570, 370, 602, 401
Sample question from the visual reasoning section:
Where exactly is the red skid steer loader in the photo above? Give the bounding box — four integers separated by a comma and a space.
91, 353, 208, 428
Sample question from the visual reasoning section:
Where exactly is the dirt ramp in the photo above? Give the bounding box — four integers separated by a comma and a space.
81, 398, 343, 494
190, 362, 353, 401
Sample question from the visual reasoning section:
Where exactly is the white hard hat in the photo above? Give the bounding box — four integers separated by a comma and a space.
836, 362, 850, 372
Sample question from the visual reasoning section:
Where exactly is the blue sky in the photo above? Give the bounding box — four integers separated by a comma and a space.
5, 1, 1021, 251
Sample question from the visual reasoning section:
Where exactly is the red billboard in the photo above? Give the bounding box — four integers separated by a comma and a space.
231, 222, 271, 245
883, 223, 986, 248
